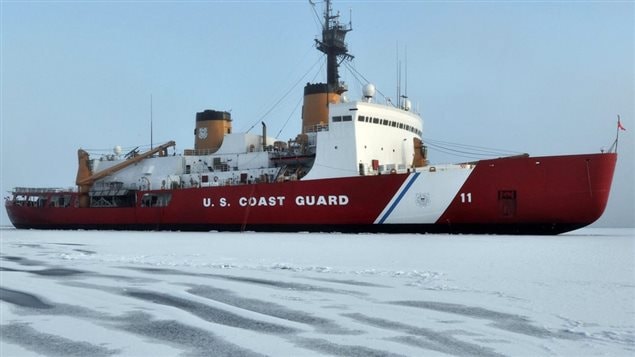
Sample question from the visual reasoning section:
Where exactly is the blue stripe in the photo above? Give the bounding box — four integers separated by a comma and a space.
378, 172, 420, 224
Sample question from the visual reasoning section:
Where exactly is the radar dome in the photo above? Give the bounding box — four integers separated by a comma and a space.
113, 145, 122, 155
362, 83, 376, 98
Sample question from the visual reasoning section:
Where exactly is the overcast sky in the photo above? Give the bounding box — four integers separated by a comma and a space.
1, 0, 633, 227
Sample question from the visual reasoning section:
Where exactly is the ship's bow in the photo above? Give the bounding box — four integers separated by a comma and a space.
438, 152, 618, 234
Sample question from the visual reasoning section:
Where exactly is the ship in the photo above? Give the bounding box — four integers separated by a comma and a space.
5, 0, 618, 235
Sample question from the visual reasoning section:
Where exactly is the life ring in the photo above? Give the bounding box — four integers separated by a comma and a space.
213, 176, 219, 182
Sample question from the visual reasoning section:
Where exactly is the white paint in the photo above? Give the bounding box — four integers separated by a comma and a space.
375, 165, 473, 224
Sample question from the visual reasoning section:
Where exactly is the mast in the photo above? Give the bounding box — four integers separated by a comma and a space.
302, 0, 354, 133
315, 0, 353, 93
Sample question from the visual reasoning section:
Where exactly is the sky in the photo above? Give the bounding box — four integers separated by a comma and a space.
1, 0, 633, 227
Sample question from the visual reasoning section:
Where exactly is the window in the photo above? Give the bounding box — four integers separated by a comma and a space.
373, 118, 379, 124
343, 115, 352, 122
333, 116, 342, 122
49, 194, 72, 208
358, 115, 365, 122
141, 193, 172, 208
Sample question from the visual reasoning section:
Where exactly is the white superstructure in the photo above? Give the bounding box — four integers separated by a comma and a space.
88, 87, 425, 194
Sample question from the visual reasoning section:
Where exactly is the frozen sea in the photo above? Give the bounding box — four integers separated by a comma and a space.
0, 227, 633, 357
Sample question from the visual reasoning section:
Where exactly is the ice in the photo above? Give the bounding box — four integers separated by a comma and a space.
1, 227, 633, 356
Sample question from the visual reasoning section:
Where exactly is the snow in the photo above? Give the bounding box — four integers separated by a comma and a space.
1, 227, 633, 356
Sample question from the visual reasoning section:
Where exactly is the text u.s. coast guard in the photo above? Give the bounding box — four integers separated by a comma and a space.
202, 195, 349, 208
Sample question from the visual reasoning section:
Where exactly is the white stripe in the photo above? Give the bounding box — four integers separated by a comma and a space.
374, 173, 419, 224
377, 166, 473, 224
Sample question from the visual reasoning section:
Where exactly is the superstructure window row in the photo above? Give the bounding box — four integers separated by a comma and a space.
332, 115, 353, 122
356, 115, 422, 136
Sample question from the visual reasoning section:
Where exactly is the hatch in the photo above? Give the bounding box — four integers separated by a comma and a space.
498, 190, 517, 217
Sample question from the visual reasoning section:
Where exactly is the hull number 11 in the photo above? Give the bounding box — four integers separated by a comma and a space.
460, 192, 472, 203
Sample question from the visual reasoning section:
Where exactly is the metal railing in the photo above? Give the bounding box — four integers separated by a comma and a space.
11, 187, 75, 194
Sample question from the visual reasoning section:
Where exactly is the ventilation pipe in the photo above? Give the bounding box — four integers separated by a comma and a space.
261, 122, 267, 151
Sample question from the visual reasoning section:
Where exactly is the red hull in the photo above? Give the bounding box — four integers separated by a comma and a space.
439, 153, 617, 227
6, 153, 617, 235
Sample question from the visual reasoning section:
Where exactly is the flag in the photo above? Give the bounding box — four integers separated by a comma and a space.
618, 117, 627, 131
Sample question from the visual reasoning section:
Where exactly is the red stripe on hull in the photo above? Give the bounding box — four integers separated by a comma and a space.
436, 153, 617, 228
6, 174, 409, 228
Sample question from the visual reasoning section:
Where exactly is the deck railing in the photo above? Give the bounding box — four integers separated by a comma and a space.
11, 187, 75, 194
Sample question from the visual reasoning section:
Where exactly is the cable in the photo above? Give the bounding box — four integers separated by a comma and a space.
423, 138, 521, 157
423, 137, 524, 161
244, 54, 324, 134
425, 145, 485, 161
275, 96, 303, 139
344, 61, 394, 107
274, 56, 325, 138
309, 0, 324, 31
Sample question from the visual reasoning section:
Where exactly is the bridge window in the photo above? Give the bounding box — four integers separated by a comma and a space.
343, 115, 352, 121
332, 116, 342, 122
353, 113, 421, 136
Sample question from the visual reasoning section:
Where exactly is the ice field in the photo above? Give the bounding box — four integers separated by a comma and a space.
1, 227, 633, 356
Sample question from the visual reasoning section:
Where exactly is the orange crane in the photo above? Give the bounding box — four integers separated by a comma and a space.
75, 141, 176, 208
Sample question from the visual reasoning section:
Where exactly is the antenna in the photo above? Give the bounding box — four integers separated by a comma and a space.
405, 45, 408, 100
402, 45, 410, 111
396, 42, 400, 108
396, 44, 410, 110
150, 94, 153, 150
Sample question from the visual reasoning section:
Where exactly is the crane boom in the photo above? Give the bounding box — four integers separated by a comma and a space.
75, 141, 176, 208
